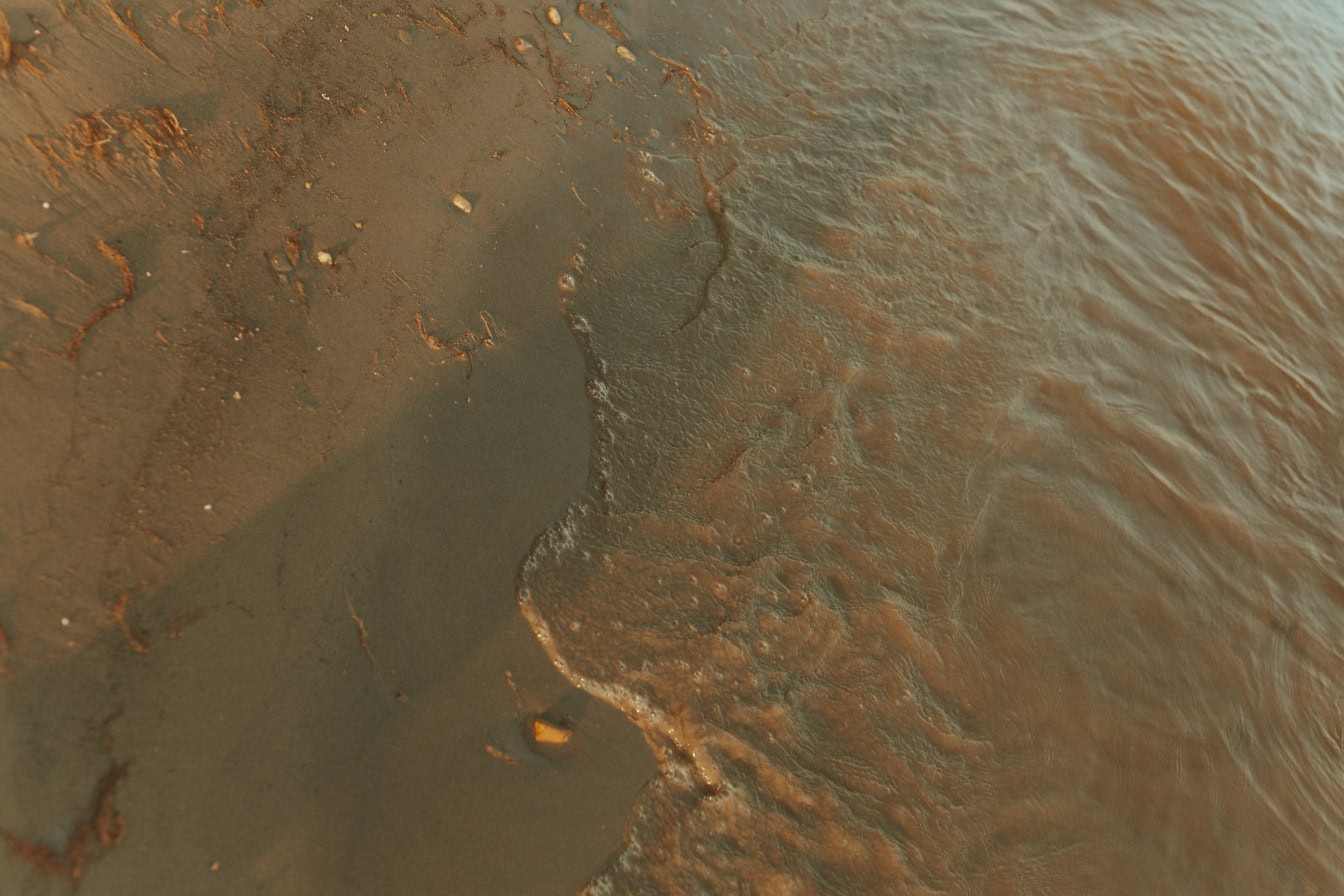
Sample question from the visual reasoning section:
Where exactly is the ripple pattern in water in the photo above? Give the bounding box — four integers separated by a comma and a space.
520, 0, 1344, 891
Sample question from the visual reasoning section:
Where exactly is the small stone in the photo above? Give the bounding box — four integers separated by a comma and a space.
546, 6, 561, 25
615, 45, 635, 63
451, 193, 473, 214
513, 36, 534, 53
315, 249, 334, 265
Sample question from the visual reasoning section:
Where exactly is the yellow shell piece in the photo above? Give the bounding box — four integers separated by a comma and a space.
531, 718, 572, 746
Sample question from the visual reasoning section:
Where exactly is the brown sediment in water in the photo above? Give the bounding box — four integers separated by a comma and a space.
531, 1, 1344, 893
0, 0, 722, 890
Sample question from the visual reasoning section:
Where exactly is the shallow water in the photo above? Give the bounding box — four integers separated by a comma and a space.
520, 0, 1344, 891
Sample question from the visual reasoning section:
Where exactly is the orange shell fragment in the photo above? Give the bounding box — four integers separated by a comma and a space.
531, 718, 572, 746
484, 744, 520, 765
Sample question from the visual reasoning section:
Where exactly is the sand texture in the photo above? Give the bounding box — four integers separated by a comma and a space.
0, 0, 719, 891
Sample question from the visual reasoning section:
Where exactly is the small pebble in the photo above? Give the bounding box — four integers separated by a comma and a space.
546, 6, 561, 25
615, 45, 636, 63
451, 193, 473, 214
514, 36, 534, 53
316, 250, 333, 265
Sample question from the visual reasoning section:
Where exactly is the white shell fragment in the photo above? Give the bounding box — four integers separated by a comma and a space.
451, 193, 473, 214
615, 45, 636, 63
546, 6, 561, 25
315, 249, 334, 265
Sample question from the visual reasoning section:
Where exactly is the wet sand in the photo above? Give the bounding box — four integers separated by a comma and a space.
0, 0, 699, 891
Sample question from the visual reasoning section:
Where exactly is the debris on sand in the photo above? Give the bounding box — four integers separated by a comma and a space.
0, 11, 12, 69
27, 106, 195, 185
67, 240, 136, 362
0, 10, 48, 76
0, 754, 129, 880
484, 744, 520, 765
103, 0, 167, 65
577, 2, 625, 41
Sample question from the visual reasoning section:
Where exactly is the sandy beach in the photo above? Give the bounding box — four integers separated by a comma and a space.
0, 0, 703, 890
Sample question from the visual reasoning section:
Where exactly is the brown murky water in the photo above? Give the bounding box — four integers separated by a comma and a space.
3, 0, 1342, 893
520, 0, 1344, 892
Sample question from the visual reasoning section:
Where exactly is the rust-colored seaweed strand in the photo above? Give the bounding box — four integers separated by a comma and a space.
1, 10, 13, 70
14, 231, 93, 288
68, 240, 136, 361
112, 591, 150, 654
0, 755, 129, 880
0, 622, 12, 679
430, 6, 466, 38
0, 10, 49, 77
103, 0, 167, 64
